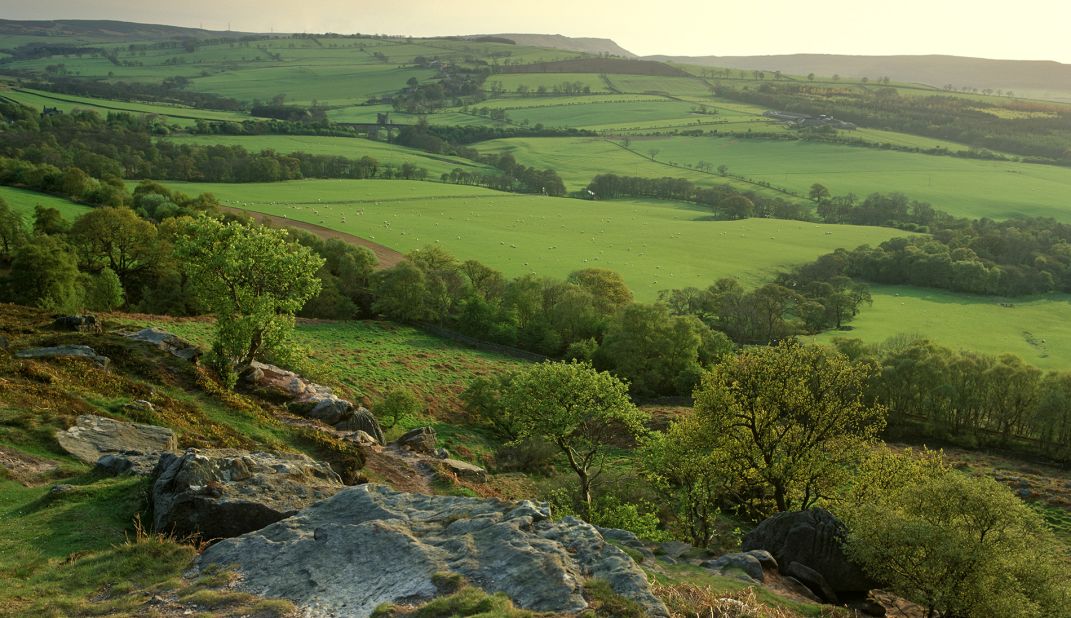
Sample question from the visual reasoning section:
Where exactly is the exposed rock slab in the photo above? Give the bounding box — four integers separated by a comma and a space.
16, 345, 109, 368
435, 458, 488, 483
150, 448, 344, 540
125, 328, 201, 362
55, 414, 176, 465
198, 484, 669, 618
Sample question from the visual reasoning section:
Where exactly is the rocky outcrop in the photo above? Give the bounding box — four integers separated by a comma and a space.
125, 328, 201, 362
150, 449, 344, 540
95, 452, 163, 476
242, 361, 383, 442
55, 414, 176, 465
742, 508, 875, 598
53, 315, 100, 332
435, 458, 488, 483
198, 484, 669, 618
332, 407, 385, 445
16, 345, 109, 368
395, 426, 437, 453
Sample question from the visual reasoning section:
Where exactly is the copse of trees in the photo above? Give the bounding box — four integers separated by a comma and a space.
586, 173, 811, 221
840, 448, 1071, 617
659, 275, 871, 344
835, 336, 1071, 460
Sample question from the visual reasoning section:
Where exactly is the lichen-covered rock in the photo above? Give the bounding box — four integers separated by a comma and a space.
16, 345, 109, 368
55, 414, 176, 465
197, 484, 669, 618
150, 448, 343, 540
125, 328, 201, 362
742, 507, 875, 596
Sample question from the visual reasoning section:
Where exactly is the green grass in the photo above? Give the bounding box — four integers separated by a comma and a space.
812, 285, 1071, 371
158, 179, 907, 301
0, 186, 92, 221
164, 134, 495, 177
188, 64, 435, 105
121, 316, 524, 416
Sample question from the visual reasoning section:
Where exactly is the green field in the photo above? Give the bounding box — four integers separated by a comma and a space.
164, 134, 496, 177
0, 87, 250, 126
0, 186, 92, 221
158, 179, 907, 300
812, 285, 1071, 370
480, 136, 1071, 221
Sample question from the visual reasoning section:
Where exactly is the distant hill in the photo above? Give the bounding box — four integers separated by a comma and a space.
473, 33, 635, 58
0, 19, 249, 40
648, 53, 1071, 99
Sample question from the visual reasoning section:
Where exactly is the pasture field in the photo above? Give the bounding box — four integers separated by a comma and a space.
0, 87, 250, 125
163, 134, 496, 177
158, 179, 908, 301
0, 186, 92, 221
812, 285, 1071, 371
476, 136, 735, 191
188, 64, 435, 105
482, 135, 1071, 221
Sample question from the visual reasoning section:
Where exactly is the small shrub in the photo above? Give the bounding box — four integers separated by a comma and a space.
582, 579, 647, 618
376, 388, 423, 429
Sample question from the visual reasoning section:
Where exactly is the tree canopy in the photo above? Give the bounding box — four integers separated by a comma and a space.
174, 216, 324, 378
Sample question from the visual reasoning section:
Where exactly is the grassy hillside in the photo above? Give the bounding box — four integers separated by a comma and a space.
158, 179, 908, 300
0, 186, 92, 221
813, 286, 1071, 371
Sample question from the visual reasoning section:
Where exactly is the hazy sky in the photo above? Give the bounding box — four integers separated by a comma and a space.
5, 0, 1071, 63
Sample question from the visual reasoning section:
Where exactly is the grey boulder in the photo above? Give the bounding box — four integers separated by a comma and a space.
742, 507, 875, 596
150, 448, 343, 540
95, 452, 162, 476
53, 315, 100, 332
55, 414, 176, 465
703, 552, 766, 582
198, 484, 669, 618
16, 345, 109, 368
125, 328, 201, 362
333, 407, 385, 445
395, 426, 437, 453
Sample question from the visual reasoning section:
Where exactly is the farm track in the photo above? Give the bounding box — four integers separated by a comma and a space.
222, 205, 405, 268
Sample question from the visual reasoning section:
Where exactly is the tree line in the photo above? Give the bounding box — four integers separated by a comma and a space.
586, 173, 811, 221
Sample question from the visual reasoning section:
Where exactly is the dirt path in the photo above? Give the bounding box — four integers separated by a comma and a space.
223, 206, 405, 269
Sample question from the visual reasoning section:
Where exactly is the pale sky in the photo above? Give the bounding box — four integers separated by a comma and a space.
4, 0, 1071, 63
